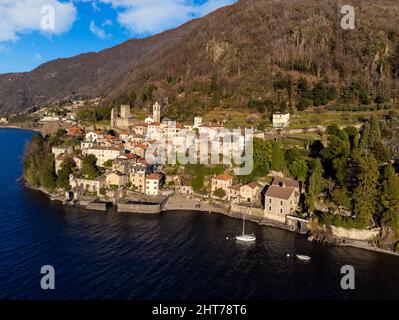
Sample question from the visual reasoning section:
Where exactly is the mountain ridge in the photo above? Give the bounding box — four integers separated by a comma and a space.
1, 0, 399, 116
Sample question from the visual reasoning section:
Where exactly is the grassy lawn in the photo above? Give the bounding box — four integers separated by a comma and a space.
289, 110, 389, 129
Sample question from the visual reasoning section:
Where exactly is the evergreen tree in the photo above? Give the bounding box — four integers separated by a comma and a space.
308, 158, 326, 198
381, 165, 399, 236
81, 154, 100, 179
271, 141, 284, 171
41, 154, 56, 191
352, 151, 379, 227
359, 121, 371, 151
56, 158, 76, 190
359, 117, 381, 153
289, 159, 308, 182
285, 147, 301, 164
344, 126, 360, 150
254, 138, 272, 167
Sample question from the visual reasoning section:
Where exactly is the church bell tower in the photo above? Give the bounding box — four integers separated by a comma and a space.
153, 101, 161, 123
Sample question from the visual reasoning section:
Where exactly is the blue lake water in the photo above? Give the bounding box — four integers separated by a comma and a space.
0, 128, 398, 300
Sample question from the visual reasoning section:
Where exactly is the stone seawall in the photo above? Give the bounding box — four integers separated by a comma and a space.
117, 202, 162, 214
86, 201, 108, 211
162, 195, 227, 214
331, 225, 381, 241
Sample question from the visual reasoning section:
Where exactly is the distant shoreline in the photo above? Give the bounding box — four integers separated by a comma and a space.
0, 125, 41, 133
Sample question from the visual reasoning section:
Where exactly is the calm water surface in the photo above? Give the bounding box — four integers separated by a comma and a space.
0, 128, 398, 300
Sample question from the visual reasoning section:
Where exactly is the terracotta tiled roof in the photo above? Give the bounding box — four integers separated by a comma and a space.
265, 185, 295, 200
146, 172, 161, 180
245, 181, 259, 189
135, 143, 148, 150
126, 153, 138, 159
88, 146, 122, 151
213, 174, 233, 181
138, 158, 148, 166
229, 184, 242, 191
66, 127, 82, 135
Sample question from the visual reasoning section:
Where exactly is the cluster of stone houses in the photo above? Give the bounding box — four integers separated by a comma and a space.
52, 124, 165, 197
209, 173, 300, 219
210, 173, 261, 204
51, 102, 301, 222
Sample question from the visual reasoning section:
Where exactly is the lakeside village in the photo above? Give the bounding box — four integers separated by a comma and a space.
11, 99, 399, 254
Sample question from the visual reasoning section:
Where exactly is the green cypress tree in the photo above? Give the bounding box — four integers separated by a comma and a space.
271, 141, 284, 171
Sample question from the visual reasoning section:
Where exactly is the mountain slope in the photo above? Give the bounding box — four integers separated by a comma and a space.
1, 0, 399, 115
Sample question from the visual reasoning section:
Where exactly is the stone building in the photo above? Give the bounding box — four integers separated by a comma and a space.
69, 175, 106, 195
82, 146, 124, 166
145, 172, 162, 196
264, 178, 300, 218
211, 174, 233, 200
240, 182, 260, 203
106, 171, 129, 188
111, 105, 135, 130
272, 113, 290, 128
129, 162, 148, 193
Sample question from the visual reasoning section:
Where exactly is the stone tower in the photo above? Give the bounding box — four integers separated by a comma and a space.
110, 108, 116, 129
120, 105, 130, 119
153, 101, 161, 123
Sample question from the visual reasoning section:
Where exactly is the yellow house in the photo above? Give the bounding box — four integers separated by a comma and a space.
211, 174, 233, 200
240, 182, 260, 203
105, 171, 129, 188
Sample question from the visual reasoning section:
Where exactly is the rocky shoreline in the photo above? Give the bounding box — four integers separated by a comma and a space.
23, 181, 399, 257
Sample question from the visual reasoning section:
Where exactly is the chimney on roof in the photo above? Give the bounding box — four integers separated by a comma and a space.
279, 181, 285, 188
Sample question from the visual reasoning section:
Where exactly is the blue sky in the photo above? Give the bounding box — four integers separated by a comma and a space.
0, 0, 236, 74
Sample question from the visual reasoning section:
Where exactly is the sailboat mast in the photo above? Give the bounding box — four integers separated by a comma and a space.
242, 212, 245, 236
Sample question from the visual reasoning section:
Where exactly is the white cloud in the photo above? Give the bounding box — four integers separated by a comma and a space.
102, 19, 113, 27
89, 20, 111, 39
34, 53, 43, 60
99, 0, 235, 35
0, 0, 77, 42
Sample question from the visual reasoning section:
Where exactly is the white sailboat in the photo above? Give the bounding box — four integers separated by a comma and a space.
236, 209, 256, 242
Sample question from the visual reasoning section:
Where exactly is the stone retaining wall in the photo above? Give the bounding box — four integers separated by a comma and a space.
331, 226, 381, 241
117, 202, 162, 214
86, 202, 108, 211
